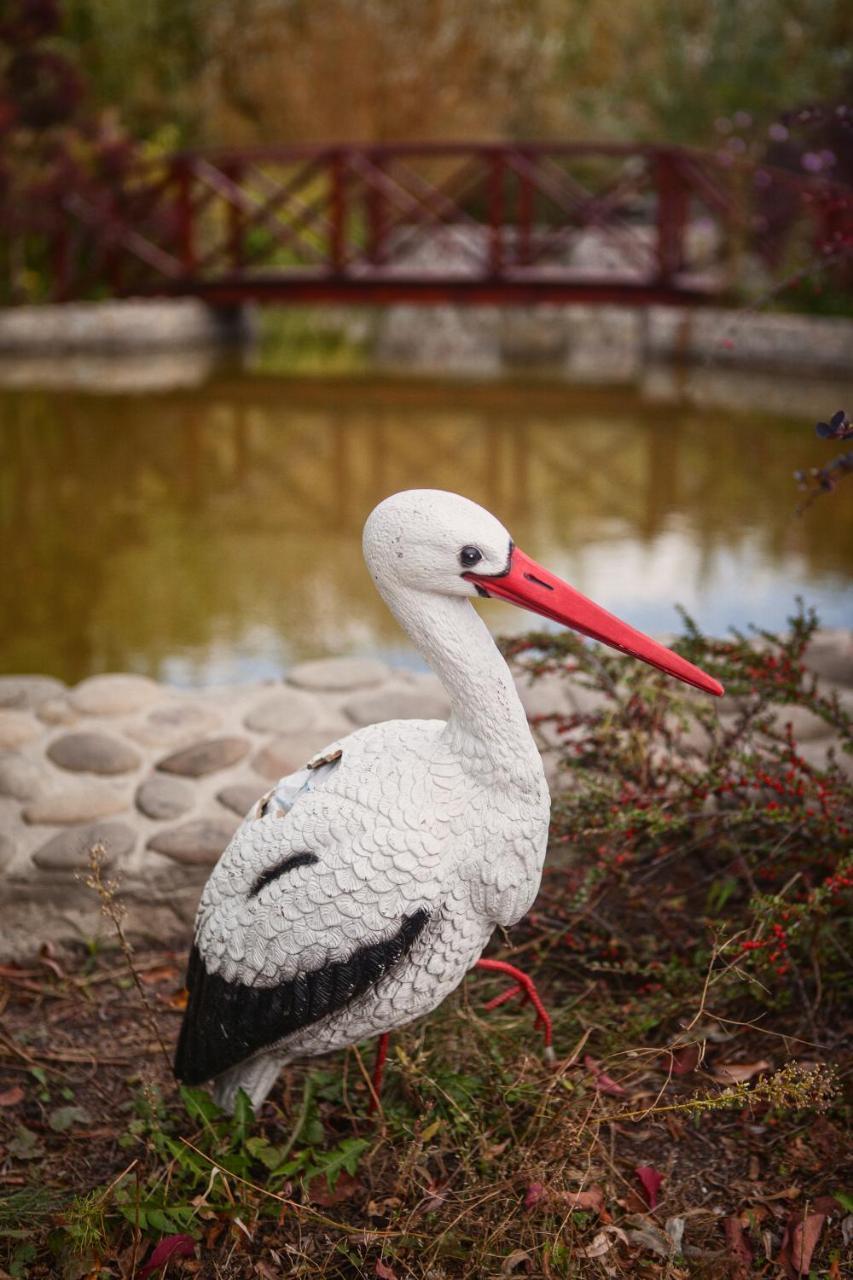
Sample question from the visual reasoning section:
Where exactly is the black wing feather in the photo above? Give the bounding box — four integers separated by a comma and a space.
173, 909, 429, 1085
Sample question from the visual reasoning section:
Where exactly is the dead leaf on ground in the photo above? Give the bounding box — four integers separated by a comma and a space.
375, 1261, 399, 1280
778, 1197, 839, 1277
0, 1086, 24, 1107
625, 1219, 670, 1257
712, 1059, 771, 1084
635, 1165, 663, 1210
661, 1044, 701, 1076
500, 1250, 531, 1275
583, 1055, 628, 1097
724, 1215, 753, 1280
254, 1262, 282, 1279
580, 1225, 629, 1258
306, 1171, 361, 1205
524, 1182, 605, 1215
138, 1234, 196, 1278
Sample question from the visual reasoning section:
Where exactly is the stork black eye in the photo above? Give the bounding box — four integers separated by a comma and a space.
459, 545, 483, 569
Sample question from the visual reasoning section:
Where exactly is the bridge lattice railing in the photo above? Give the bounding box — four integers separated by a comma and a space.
2, 143, 851, 305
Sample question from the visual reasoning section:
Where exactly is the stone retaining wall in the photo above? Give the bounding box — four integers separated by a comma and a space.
0, 300, 251, 353
1, 634, 850, 959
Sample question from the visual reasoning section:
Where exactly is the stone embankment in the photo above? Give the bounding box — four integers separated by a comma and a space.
1, 634, 851, 958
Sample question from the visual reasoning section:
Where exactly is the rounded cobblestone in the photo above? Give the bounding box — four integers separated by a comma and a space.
0, 676, 65, 711
216, 783, 262, 817
344, 682, 451, 727
135, 775, 195, 821
32, 820, 136, 870
36, 698, 79, 726
287, 656, 389, 692
252, 729, 344, 780
126, 702, 222, 749
0, 833, 15, 870
157, 736, 250, 778
804, 630, 853, 687
23, 783, 130, 825
47, 732, 141, 775
243, 688, 318, 735
69, 673, 163, 716
147, 818, 238, 866
0, 711, 41, 749
0, 753, 47, 801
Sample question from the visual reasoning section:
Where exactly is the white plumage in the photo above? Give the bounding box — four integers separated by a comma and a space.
174, 489, 721, 1110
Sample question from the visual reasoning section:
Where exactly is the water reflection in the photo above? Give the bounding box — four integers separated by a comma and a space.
1, 375, 850, 685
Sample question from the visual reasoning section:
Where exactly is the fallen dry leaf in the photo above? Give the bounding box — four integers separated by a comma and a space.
138, 1234, 196, 1278
635, 1166, 663, 1210
306, 1171, 361, 1206
580, 1225, 628, 1258
524, 1182, 546, 1210
625, 1220, 670, 1257
562, 1187, 605, 1214
661, 1044, 701, 1076
724, 1216, 753, 1280
254, 1262, 282, 1279
500, 1250, 531, 1275
712, 1059, 771, 1084
524, 1182, 604, 1215
374, 1261, 398, 1280
0, 1087, 24, 1107
777, 1198, 838, 1277
583, 1055, 627, 1097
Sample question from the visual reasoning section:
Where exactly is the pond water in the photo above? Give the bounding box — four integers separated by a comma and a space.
1, 366, 851, 686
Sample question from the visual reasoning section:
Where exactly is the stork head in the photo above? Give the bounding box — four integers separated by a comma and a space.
363, 489, 722, 697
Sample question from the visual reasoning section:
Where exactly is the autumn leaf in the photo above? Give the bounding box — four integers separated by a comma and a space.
635, 1166, 663, 1210
778, 1198, 838, 1277
712, 1059, 771, 1084
661, 1044, 700, 1076
306, 1171, 361, 1205
375, 1260, 398, 1280
524, 1182, 604, 1214
524, 1183, 546, 1210
584, 1055, 627, 1097
138, 1234, 197, 1277
580, 1225, 629, 1258
0, 1086, 24, 1107
724, 1215, 753, 1280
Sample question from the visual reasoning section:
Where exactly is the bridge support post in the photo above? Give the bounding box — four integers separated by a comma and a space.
489, 151, 505, 276
175, 158, 196, 276
366, 152, 386, 267
656, 150, 688, 285
224, 161, 245, 271
330, 151, 347, 274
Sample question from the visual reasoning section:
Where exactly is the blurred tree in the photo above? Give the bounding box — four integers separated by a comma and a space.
46, 0, 853, 149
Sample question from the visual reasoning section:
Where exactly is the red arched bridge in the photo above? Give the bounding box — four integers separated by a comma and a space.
8, 142, 853, 306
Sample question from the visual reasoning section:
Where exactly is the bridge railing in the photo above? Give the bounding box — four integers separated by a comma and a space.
2, 142, 851, 306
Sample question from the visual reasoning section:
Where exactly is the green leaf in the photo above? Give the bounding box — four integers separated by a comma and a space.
9, 1240, 37, 1277
231, 1089, 254, 1143
180, 1085, 221, 1125
306, 1137, 369, 1190
832, 1190, 853, 1212
48, 1105, 92, 1133
8, 1126, 45, 1160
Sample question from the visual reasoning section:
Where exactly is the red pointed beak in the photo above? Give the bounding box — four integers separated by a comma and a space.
466, 547, 723, 697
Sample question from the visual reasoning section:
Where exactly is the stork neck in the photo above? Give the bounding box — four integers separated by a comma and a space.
381, 585, 542, 785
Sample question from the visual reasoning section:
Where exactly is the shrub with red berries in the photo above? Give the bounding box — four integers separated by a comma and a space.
504, 603, 852, 1030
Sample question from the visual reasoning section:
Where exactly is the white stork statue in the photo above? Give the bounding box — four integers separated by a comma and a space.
174, 489, 722, 1111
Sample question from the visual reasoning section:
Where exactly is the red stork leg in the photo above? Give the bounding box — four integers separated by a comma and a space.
475, 958, 554, 1061
367, 1032, 390, 1113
